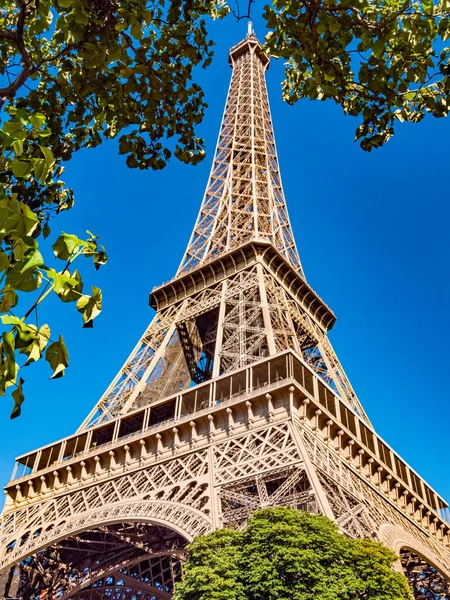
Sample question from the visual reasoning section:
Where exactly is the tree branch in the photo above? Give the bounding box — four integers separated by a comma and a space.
229, 0, 254, 22
0, 0, 35, 107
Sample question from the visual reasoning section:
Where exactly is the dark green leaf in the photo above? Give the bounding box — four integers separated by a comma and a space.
3, 331, 16, 381
76, 286, 102, 326
29, 113, 46, 128
0, 251, 9, 271
11, 378, 25, 419
11, 159, 33, 179
45, 335, 69, 378
52, 233, 87, 260
0, 287, 18, 312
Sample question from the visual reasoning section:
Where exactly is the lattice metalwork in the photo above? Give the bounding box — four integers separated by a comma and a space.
299, 425, 450, 578
74, 28, 369, 428
219, 271, 268, 372
1, 523, 184, 600
219, 467, 318, 529
263, 271, 367, 418
80, 252, 369, 429
0, 451, 211, 565
401, 549, 450, 599
80, 304, 183, 428
177, 34, 303, 278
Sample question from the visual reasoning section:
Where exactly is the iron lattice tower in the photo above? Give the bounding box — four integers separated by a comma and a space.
1, 31, 449, 600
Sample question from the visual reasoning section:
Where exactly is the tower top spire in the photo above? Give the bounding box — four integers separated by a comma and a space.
178, 30, 299, 276
228, 28, 269, 69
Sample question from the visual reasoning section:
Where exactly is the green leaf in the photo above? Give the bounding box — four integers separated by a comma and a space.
0, 251, 9, 271
34, 158, 50, 184
76, 286, 102, 326
11, 159, 33, 179
0, 200, 39, 237
1, 315, 24, 327
3, 331, 16, 381
53, 232, 87, 260
422, 0, 434, 15
93, 248, 108, 270
3, 121, 24, 136
120, 67, 134, 77
46, 267, 83, 302
18, 202, 39, 236
45, 335, 69, 378
21, 249, 44, 272
13, 236, 34, 261
12, 139, 24, 156
40, 145, 55, 168
0, 287, 18, 312
7, 263, 42, 292
131, 22, 143, 40
37, 324, 51, 350
4, 317, 39, 348
11, 377, 25, 419
24, 342, 42, 365
29, 113, 46, 128
21, 324, 51, 365
328, 21, 341, 33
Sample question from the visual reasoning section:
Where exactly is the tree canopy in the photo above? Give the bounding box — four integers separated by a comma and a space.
0, 0, 448, 416
0, 0, 226, 416
265, 0, 450, 151
173, 507, 412, 600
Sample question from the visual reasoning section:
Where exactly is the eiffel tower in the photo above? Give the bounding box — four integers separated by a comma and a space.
1, 28, 449, 600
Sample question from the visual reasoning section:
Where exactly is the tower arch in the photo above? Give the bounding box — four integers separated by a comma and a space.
378, 523, 450, 582
0, 499, 212, 572
0, 500, 211, 600
399, 547, 450, 599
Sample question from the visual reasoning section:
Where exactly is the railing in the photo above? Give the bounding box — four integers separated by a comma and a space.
8, 353, 295, 486
7, 349, 449, 525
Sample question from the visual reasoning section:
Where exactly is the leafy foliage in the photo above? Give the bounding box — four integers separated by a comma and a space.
173, 508, 412, 600
0, 0, 227, 416
264, 0, 450, 150
0, 223, 105, 416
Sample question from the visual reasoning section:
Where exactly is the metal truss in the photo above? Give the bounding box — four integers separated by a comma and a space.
262, 271, 368, 420
69, 582, 167, 600
0, 419, 330, 600
299, 426, 450, 578
79, 304, 182, 428
1, 411, 450, 599
0, 450, 211, 556
1, 523, 184, 600
79, 258, 369, 429
177, 34, 303, 278
219, 467, 318, 529
401, 549, 450, 599
1, 29, 449, 600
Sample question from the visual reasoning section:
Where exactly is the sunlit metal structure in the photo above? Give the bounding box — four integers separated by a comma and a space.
1, 30, 449, 600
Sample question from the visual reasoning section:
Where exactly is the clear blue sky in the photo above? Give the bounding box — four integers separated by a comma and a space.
1, 15, 449, 507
